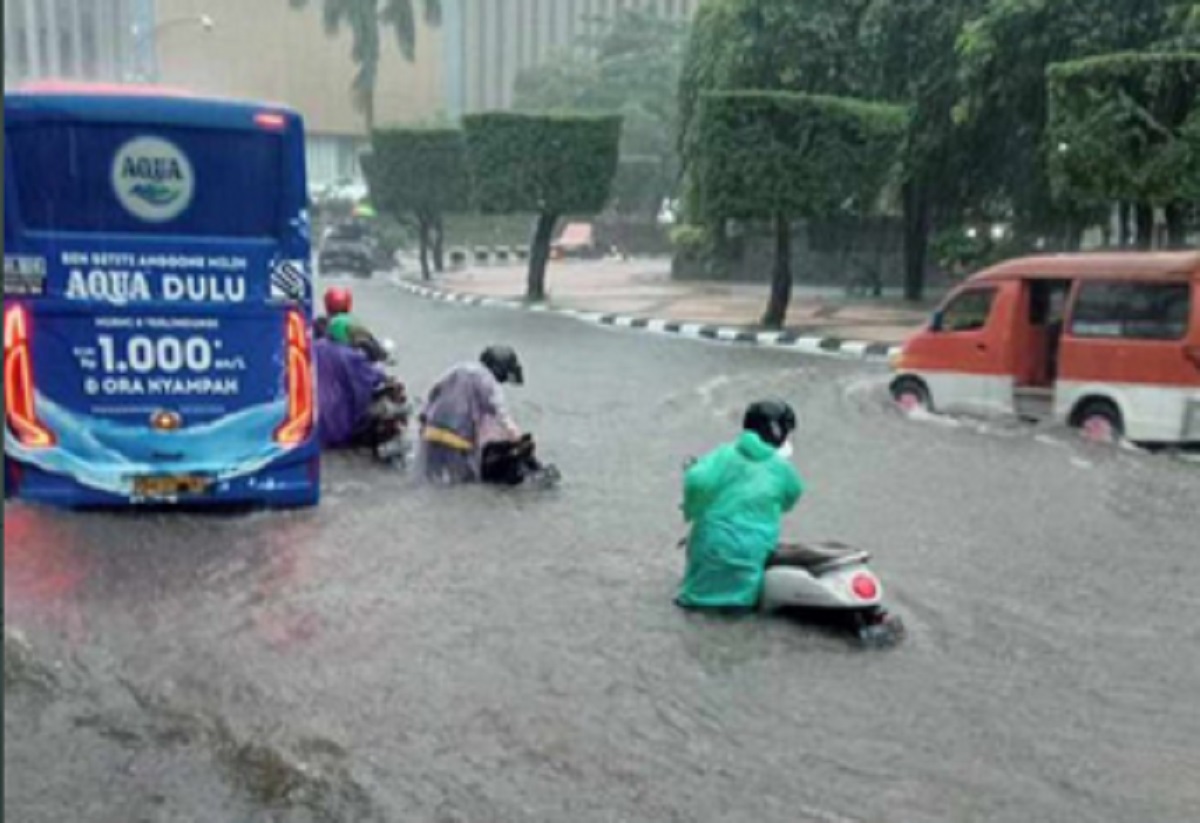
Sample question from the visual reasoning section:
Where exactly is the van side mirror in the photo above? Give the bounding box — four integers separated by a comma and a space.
930, 310, 945, 332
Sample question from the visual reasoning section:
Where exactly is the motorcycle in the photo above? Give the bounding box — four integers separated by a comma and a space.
680, 455, 904, 646
365, 339, 414, 467
761, 541, 904, 646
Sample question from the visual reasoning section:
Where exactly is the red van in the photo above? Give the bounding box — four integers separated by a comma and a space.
890, 253, 1200, 445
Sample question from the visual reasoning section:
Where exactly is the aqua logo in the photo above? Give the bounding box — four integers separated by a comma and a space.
111, 137, 195, 222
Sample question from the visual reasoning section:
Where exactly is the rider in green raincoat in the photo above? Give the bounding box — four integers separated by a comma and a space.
677, 400, 805, 611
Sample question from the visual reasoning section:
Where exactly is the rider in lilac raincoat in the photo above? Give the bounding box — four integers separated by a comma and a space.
418, 346, 556, 486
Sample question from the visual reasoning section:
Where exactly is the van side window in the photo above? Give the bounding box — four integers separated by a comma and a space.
1070, 282, 1191, 341
940, 288, 996, 333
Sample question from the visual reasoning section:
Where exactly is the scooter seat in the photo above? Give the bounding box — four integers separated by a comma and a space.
769, 542, 871, 572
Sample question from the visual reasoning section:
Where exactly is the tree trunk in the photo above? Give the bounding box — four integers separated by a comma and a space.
1117, 202, 1132, 248
1062, 219, 1083, 252
1134, 204, 1155, 249
1165, 203, 1188, 249
527, 212, 558, 302
432, 216, 446, 272
418, 219, 432, 280
761, 214, 792, 329
902, 181, 930, 302
363, 91, 376, 135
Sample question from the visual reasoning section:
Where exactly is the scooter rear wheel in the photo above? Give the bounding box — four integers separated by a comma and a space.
855, 609, 905, 648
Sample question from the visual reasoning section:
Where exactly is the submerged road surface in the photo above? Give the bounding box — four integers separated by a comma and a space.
6, 278, 1199, 823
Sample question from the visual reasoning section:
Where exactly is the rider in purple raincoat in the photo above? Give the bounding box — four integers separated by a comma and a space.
314, 336, 386, 449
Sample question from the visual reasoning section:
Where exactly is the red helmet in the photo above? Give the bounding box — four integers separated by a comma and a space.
324, 287, 352, 316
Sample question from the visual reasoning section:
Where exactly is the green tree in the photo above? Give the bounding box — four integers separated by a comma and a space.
679, 0, 876, 165
956, 0, 1187, 247
1048, 52, 1200, 248
513, 7, 686, 216
288, 0, 442, 131
363, 127, 470, 279
693, 91, 906, 327
678, 0, 931, 294
858, 0, 990, 300
463, 112, 622, 301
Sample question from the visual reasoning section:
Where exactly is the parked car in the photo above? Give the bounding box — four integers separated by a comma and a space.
318, 221, 379, 277
890, 252, 1200, 446
551, 222, 601, 259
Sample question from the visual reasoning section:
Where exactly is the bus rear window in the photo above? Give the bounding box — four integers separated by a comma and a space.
9, 122, 283, 238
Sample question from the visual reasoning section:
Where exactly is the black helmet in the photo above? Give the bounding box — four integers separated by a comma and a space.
480, 345, 524, 385
742, 399, 796, 448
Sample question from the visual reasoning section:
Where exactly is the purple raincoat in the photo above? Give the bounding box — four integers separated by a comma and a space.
418, 362, 518, 483
314, 338, 384, 448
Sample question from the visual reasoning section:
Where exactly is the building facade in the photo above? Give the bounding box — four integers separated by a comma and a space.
4, 1, 697, 187
442, 0, 699, 115
4, 0, 444, 189
3, 0, 147, 86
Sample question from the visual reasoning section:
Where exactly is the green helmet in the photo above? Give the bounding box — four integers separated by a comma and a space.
328, 314, 356, 345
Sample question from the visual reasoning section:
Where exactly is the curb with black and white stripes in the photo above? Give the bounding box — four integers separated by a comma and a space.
393, 278, 903, 361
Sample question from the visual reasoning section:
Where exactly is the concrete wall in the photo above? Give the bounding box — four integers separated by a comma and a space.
673, 219, 940, 291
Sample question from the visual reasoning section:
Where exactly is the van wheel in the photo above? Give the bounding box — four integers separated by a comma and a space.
1075, 400, 1124, 444
890, 378, 931, 413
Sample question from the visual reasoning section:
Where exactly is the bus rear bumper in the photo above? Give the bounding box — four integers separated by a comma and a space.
4, 453, 320, 509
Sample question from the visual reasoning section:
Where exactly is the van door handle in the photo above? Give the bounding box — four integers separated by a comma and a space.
975, 342, 988, 352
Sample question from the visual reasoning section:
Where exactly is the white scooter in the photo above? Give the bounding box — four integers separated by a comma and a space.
761, 541, 904, 646
682, 449, 904, 646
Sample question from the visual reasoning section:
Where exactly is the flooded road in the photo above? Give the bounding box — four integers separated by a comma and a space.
7, 279, 1200, 822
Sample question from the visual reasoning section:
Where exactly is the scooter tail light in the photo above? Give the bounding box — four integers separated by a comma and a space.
274, 310, 314, 446
3, 305, 56, 448
850, 573, 879, 601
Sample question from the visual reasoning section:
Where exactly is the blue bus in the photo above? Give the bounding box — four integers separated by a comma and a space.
4, 83, 319, 507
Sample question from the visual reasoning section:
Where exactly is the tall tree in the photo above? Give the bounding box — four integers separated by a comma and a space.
956, 0, 1184, 246
859, 0, 990, 300
677, 0, 905, 291
693, 91, 906, 327
513, 7, 687, 216
463, 112, 622, 301
1048, 52, 1200, 248
364, 127, 470, 279
288, 0, 442, 131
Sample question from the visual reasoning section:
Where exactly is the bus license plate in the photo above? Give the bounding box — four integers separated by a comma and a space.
133, 475, 213, 499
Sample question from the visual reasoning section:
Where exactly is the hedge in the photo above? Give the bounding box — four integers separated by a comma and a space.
366, 127, 470, 220
462, 112, 623, 216
693, 90, 907, 222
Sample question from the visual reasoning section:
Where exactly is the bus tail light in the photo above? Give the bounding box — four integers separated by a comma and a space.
3, 305, 56, 448
255, 112, 287, 131
275, 310, 314, 446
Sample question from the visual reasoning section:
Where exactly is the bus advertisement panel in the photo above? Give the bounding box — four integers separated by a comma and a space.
4, 84, 319, 507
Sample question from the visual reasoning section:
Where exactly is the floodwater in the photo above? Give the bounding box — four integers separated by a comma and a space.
6, 279, 1199, 822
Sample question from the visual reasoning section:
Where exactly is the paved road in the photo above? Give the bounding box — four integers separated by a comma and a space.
6, 277, 1199, 823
